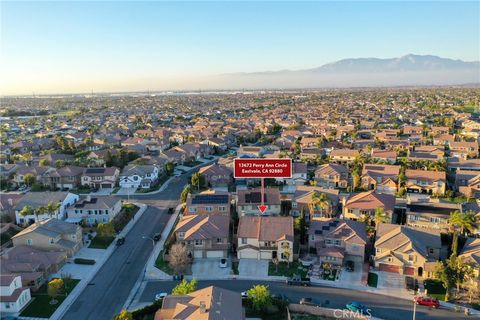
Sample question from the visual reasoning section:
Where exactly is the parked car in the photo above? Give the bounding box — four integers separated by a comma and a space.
155, 292, 168, 301
346, 301, 370, 315
173, 274, 183, 280
168, 207, 175, 214
413, 296, 440, 308
345, 260, 354, 272
241, 291, 248, 299
299, 297, 320, 307
116, 236, 125, 246
219, 258, 228, 268
153, 233, 161, 241
286, 274, 311, 286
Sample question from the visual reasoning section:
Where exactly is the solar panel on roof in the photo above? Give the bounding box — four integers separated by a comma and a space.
86, 168, 105, 174
245, 192, 266, 203
322, 226, 330, 231
315, 230, 323, 235
191, 195, 229, 204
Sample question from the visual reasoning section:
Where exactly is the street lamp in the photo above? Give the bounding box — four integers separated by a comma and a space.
142, 236, 155, 249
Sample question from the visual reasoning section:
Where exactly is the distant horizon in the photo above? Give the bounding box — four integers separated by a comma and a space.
1, 1, 479, 95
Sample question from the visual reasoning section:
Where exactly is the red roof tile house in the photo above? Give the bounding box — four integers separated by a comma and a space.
449, 141, 479, 159
198, 163, 233, 188
361, 164, 401, 195
308, 219, 368, 266
174, 214, 230, 259
237, 216, 293, 262
0, 274, 31, 314
455, 170, 480, 199
185, 192, 231, 216
342, 191, 395, 222
236, 188, 281, 216
405, 169, 446, 196
314, 163, 349, 189
81, 167, 119, 189
291, 186, 339, 221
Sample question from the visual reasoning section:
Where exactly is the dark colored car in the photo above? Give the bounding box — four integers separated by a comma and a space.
168, 207, 174, 214
153, 233, 161, 241
345, 260, 354, 272
173, 274, 183, 280
346, 301, 370, 315
414, 296, 440, 308
116, 236, 125, 246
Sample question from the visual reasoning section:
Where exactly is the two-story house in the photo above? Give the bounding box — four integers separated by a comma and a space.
405, 169, 446, 196
342, 191, 395, 222
119, 164, 159, 189
459, 237, 480, 279
81, 167, 120, 189
236, 188, 281, 216
198, 163, 233, 188
374, 223, 442, 278
449, 141, 479, 159
405, 194, 462, 231
186, 192, 231, 216
314, 163, 349, 189
174, 214, 230, 259
275, 162, 308, 186
455, 170, 480, 199
237, 216, 293, 262
15, 192, 79, 225
11, 218, 82, 257
308, 219, 368, 266
361, 164, 401, 195
330, 149, 360, 165
291, 186, 339, 220
66, 195, 122, 225
43, 165, 85, 190
0, 275, 31, 314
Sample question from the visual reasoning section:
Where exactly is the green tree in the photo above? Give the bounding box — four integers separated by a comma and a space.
113, 309, 133, 320
19, 205, 34, 225
180, 185, 192, 203
23, 173, 36, 187
164, 162, 174, 175
374, 207, 389, 227
39, 159, 50, 166
97, 222, 116, 237
46, 201, 61, 218
47, 278, 64, 304
247, 285, 271, 311
351, 172, 361, 191
308, 191, 331, 218
171, 278, 197, 295
191, 172, 202, 191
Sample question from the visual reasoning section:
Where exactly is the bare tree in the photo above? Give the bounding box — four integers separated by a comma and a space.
168, 243, 190, 275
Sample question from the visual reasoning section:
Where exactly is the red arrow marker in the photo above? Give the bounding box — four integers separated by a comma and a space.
258, 177, 267, 214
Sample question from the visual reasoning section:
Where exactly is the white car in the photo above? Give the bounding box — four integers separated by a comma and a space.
155, 292, 168, 301
241, 291, 248, 298
219, 258, 228, 268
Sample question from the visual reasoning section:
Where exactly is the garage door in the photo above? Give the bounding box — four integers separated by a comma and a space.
101, 183, 112, 188
403, 267, 415, 275
193, 250, 203, 258
239, 249, 258, 259
379, 263, 401, 273
206, 251, 224, 258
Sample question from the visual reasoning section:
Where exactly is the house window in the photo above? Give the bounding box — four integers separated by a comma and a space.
376, 248, 381, 254
49, 238, 54, 244
105, 210, 109, 215
26, 239, 33, 245
177, 232, 185, 239
325, 239, 332, 245
429, 248, 434, 254
310, 235, 315, 241
216, 238, 222, 243
408, 255, 414, 261
194, 239, 203, 246
334, 240, 341, 246
188, 207, 197, 213
219, 206, 226, 212
241, 238, 247, 245
205, 206, 213, 212
351, 245, 359, 252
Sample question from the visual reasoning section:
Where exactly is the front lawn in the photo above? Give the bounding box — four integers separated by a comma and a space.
155, 250, 173, 275
89, 235, 115, 249
183, 160, 203, 167
268, 261, 308, 278
367, 272, 378, 288
321, 268, 338, 281
20, 278, 80, 318
424, 279, 446, 301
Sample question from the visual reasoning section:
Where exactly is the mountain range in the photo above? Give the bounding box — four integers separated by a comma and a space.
211, 54, 479, 89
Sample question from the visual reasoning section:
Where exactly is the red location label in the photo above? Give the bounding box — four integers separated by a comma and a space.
233, 158, 292, 178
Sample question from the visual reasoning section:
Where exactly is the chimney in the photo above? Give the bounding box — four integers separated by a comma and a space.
199, 301, 206, 313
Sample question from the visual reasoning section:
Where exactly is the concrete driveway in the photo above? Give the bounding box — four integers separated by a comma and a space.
238, 259, 269, 277
116, 187, 138, 195
376, 271, 412, 296
192, 258, 231, 278
338, 261, 363, 285
91, 188, 114, 195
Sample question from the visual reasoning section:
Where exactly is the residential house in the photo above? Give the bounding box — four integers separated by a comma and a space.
343, 191, 395, 222
0, 245, 67, 291
174, 214, 229, 259
361, 164, 401, 195
81, 167, 120, 189
237, 216, 293, 262
119, 164, 159, 189
408, 146, 445, 162
237, 146, 264, 158
0, 194, 23, 221
13, 166, 54, 187
405, 169, 446, 196
308, 219, 368, 265
291, 186, 339, 220
186, 192, 231, 216
330, 149, 360, 165
447, 157, 480, 173
66, 195, 122, 225
236, 188, 281, 216
371, 149, 397, 164
374, 223, 442, 278
43, 165, 84, 190
0, 274, 31, 313
198, 163, 233, 188
155, 286, 244, 320
314, 163, 349, 189
11, 218, 82, 257
405, 194, 462, 231
449, 141, 479, 159
459, 237, 480, 278
275, 162, 307, 186
15, 192, 79, 225
455, 170, 480, 199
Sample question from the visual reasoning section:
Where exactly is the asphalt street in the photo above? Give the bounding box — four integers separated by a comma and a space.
140, 280, 470, 320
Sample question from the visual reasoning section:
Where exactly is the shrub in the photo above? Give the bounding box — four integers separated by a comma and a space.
74, 258, 96, 265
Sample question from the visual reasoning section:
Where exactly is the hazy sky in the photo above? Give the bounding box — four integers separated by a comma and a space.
1, 1, 479, 95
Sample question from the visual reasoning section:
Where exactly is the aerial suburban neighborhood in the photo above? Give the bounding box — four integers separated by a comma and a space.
0, 87, 479, 320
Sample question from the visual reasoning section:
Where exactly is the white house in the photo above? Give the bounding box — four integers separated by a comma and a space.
0, 274, 31, 313
15, 192, 79, 225
119, 164, 159, 189
66, 195, 122, 225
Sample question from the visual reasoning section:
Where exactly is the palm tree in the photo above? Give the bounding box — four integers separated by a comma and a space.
374, 207, 389, 228
36, 206, 48, 222
19, 205, 34, 226
308, 191, 331, 218
46, 201, 61, 219
448, 210, 478, 255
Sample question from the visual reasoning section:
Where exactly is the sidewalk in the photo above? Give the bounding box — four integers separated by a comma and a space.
49, 202, 148, 320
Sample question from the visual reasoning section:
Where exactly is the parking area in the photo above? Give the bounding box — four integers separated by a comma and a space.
91, 188, 114, 195
50, 247, 107, 280
238, 259, 269, 277
338, 261, 363, 285
192, 258, 231, 278
376, 271, 412, 296
115, 187, 138, 195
